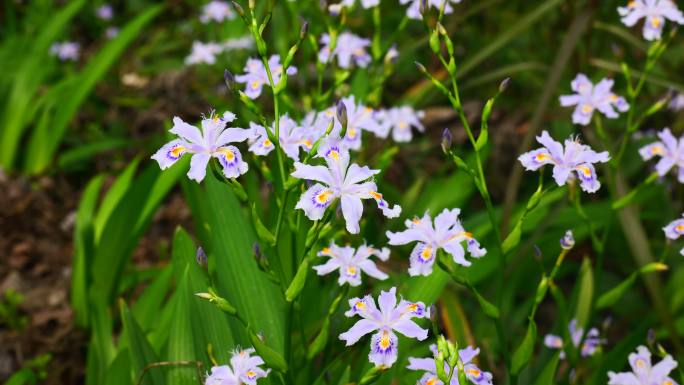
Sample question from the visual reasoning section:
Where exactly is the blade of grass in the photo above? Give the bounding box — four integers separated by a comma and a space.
24, 4, 163, 174
71, 175, 105, 328
0, 0, 85, 170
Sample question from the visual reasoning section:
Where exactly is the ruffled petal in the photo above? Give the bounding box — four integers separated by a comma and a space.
339, 319, 379, 346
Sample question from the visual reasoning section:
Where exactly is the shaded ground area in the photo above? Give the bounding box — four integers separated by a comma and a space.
0, 171, 192, 384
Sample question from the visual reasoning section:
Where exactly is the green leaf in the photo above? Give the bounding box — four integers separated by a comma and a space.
532, 352, 560, 385
57, 138, 129, 171
85, 302, 116, 385
502, 224, 522, 255
166, 267, 200, 385
185, 173, 286, 354
511, 320, 537, 375
596, 262, 667, 310
24, 5, 163, 173
249, 332, 288, 373
0, 0, 85, 170
120, 300, 164, 385
251, 204, 276, 246
93, 158, 141, 243
71, 175, 104, 327
131, 265, 173, 332
103, 350, 132, 385
472, 288, 500, 319
285, 259, 310, 302
170, 227, 238, 364
91, 161, 184, 306
574, 258, 594, 329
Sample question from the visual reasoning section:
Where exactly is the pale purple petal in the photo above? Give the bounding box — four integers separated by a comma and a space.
341, 195, 364, 234
187, 153, 211, 182
339, 319, 379, 346
170, 117, 204, 145
392, 319, 428, 341
291, 162, 334, 185
368, 330, 399, 368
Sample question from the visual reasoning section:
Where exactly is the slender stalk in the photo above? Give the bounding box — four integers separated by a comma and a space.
436, 51, 510, 373
260, 59, 287, 193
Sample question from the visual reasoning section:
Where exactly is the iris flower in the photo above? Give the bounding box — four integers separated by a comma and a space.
386, 209, 486, 276
204, 348, 269, 385
375, 106, 425, 143
518, 130, 610, 193
618, 0, 684, 41
608, 346, 678, 385
314, 241, 390, 286
639, 128, 684, 183
200, 1, 235, 23
340, 287, 430, 368
248, 116, 315, 161
152, 111, 253, 182
318, 32, 372, 69
400, 0, 462, 19
235, 55, 297, 99
407, 344, 494, 385
663, 213, 684, 257
49, 42, 80, 61
291, 135, 400, 233
560, 74, 629, 125
185, 41, 223, 65
329, 0, 379, 13
95, 4, 113, 21
544, 319, 602, 359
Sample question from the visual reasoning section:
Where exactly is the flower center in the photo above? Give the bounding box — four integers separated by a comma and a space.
676, 224, 684, 232
577, 165, 592, 177
535, 152, 549, 161
425, 377, 438, 385
246, 370, 257, 379
420, 246, 433, 261
169, 145, 185, 159
251, 80, 261, 90
651, 146, 663, 155
581, 104, 592, 114
346, 266, 357, 276
263, 139, 272, 147
651, 17, 662, 29
379, 331, 391, 350
636, 359, 646, 368
315, 189, 334, 204
468, 368, 481, 377
220, 148, 235, 161
347, 128, 358, 139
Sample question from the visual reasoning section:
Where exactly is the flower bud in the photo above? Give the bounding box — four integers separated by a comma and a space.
533, 244, 543, 262
224, 69, 235, 91
441, 128, 452, 154
336, 99, 348, 133
231, 1, 245, 18
499, 77, 511, 93
196, 246, 208, 267
419, 0, 428, 15
384, 45, 399, 66
300, 21, 309, 40
415, 61, 428, 74
560, 230, 575, 250
647, 328, 656, 346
